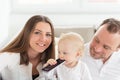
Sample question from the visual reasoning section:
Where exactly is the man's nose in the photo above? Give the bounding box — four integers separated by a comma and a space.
94, 44, 103, 52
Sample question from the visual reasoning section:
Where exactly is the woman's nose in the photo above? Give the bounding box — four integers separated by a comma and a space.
40, 35, 47, 41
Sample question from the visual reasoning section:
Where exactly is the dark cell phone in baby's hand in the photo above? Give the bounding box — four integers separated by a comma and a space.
42, 59, 65, 72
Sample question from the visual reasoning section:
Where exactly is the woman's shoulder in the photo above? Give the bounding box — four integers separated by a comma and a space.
0, 52, 20, 63
0, 52, 20, 57
0, 52, 20, 72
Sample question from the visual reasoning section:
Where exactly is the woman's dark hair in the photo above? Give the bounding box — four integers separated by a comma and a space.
0, 15, 55, 65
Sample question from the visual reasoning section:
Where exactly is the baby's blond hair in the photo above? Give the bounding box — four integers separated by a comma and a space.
58, 32, 84, 56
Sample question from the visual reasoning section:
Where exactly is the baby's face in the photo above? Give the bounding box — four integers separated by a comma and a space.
58, 40, 80, 66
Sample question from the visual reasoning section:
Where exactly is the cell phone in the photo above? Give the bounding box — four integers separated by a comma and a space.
42, 59, 65, 72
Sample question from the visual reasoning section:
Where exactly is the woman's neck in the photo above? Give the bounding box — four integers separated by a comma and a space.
27, 48, 41, 75
29, 55, 40, 76
28, 48, 41, 61
28, 50, 41, 68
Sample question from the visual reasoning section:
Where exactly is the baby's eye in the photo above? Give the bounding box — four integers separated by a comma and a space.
63, 52, 67, 55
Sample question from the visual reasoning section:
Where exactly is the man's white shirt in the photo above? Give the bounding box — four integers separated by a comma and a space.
81, 43, 120, 80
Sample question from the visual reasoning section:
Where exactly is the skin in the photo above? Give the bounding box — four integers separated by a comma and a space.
46, 40, 81, 68
90, 24, 120, 63
58, 40, 80, 67
28, 22, 52, 74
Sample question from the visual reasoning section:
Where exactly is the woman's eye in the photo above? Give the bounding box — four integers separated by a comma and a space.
34, 32, 40, 34
46, 34, 52, 37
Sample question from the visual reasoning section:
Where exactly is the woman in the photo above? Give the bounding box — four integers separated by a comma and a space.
0, 15, 55, 80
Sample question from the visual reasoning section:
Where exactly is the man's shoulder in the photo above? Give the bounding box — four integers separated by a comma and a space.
112, 50, 120, 61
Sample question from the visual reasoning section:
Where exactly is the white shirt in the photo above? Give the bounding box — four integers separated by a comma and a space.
44, 60, 92, 80
0, 52, 44, 80
81, 43, 120, 80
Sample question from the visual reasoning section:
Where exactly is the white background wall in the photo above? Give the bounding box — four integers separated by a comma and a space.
0, 0, 10, 48
1, 0, 120, 48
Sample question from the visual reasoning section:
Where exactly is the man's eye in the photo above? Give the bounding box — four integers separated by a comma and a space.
104, 46, 109, 50
95, 38, 99, 43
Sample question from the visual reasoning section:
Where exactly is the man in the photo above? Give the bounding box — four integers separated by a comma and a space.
82, 18, 120, 80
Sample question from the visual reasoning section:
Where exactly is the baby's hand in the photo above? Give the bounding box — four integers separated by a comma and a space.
43, 59, 57, 67
47, 59, 57, 65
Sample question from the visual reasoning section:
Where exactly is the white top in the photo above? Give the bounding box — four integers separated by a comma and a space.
0, 52, 44, 80
44, 60, 92, 80
81, 43, 120, 80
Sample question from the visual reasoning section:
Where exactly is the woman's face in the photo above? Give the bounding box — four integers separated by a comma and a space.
29, 22, 52, 55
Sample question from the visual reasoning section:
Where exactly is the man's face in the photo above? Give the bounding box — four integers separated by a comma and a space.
90, 24, 120, 62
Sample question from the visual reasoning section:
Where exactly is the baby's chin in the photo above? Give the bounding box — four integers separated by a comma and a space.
64, 61, 72, 65
64, 61, 78, 67
63, 61, 69, 65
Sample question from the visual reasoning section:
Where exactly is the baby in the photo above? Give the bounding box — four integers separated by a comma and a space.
43, 32, 92, 80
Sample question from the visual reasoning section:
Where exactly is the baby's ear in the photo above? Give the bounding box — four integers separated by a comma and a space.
76, 51, 82, 57
77, 51, 81, 56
